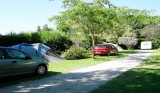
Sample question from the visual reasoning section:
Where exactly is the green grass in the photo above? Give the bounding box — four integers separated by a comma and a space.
91, 50, 160, 93
48, 50, 137, 73
0, 50, 136, 88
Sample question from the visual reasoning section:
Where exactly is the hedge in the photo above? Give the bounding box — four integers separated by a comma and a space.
0, 31, 73, 54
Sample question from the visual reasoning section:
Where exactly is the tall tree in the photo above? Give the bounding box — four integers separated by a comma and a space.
37, 26, 41, 32
49, 0, 117, 58
111, 7, 157, 39
41, 24, 53, 31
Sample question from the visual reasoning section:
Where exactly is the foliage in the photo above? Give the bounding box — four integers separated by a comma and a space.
49, 0, 160, 52
0, 50, 136, 88
37, 26, 41, 32
81, 37, 103, 51
61, 47, 86, 60
140, 25, 160, 38
41, 31, 73, 54
35, 31, 73, 54
118, 37, 138, 50
50, 0, 118, 58
36, 24, 54, 32
41, 24, 53, 31
0, 31, 73, 54
139, 37, 160, 49
122, 26, 137, 37
106, 8, 152, 41
31, 32, 42, 42
148, 38, 160, 49
0, 32, 32, 46
117, 8, 151, 29
138, 24, 160, 49
81, 39, 92, 52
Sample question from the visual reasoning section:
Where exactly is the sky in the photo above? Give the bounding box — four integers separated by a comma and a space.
0, 0, 160, 35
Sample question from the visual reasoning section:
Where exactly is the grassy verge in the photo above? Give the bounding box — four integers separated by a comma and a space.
0, 50, 136, 88
91, 50, 160, 93
48, 50, 137, 73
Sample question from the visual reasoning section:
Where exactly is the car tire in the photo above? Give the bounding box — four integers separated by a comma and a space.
36, 65, 47, 75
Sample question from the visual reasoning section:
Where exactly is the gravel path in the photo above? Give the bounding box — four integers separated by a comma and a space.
0, 50, 153, 93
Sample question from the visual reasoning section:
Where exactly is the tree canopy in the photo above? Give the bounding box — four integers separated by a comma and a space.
49, 0, 160, 56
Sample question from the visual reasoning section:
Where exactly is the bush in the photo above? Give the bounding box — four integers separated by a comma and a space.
61, 47, 86, 60
118, 37, 138, 50
0, 33, 32, 46
139, 37, 160, 49
39, 31, 73, 54
0, 31, 73, 54
31, 32, 42, 43
82, 39, 92, 52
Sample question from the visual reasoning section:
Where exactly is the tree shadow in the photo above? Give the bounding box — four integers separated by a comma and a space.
0, 71, 61, 88
91, 67, 160, 93
0, 67, 143, 93
0, 50, 154, 92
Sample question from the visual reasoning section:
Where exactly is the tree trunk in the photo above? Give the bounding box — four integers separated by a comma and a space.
90, 31, 95, 59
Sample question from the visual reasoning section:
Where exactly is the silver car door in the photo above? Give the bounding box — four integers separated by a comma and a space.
0, 49, 11, 76
7, 49, 36, 74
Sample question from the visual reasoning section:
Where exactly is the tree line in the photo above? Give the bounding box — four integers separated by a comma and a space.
0, 0, 160, 58
49, 0, 160, 57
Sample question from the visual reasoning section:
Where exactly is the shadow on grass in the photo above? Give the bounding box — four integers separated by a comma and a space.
0, 71, 61, 88
91, 50, 160, 93
1, 67, 157, 93
0, 67, 133, 93
91, 67, 160, 93
144, 55, 160, 65
0, 50, 152, 92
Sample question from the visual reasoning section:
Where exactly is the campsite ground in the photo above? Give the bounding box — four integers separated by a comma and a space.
91, 50, 160, 93
48, 50, 137, 73
0, 50, 136, 88
0, 50, 153, 93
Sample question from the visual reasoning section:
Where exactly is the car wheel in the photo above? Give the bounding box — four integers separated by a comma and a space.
36, 65, 47, 75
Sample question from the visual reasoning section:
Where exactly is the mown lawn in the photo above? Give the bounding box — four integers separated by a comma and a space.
91, 50, 160, 93
48, 50, 137, 73
0, 50, 136, 88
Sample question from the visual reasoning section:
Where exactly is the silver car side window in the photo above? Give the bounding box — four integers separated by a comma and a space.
7, 49, 26, 59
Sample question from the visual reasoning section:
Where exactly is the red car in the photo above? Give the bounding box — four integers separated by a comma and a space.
93, 44, 118, 56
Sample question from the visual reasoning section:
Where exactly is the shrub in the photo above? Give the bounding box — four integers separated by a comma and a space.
40, 31, 73, 54
31, 32, 42, 43
118, 37, 138, 50
82, 39, 92, 52
0, 31, 73, 53
0, 32, 32, 46
61, 47, 86, 60
139, 37, 160, 49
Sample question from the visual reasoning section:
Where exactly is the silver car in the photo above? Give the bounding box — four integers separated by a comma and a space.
0, 47, 48, 77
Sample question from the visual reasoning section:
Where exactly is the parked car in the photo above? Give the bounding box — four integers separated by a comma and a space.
93, 44, 118, 56
0, 47, 48, 77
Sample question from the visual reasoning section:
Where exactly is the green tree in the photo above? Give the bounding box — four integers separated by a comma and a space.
50, 0, 160, 52
37, 26, 41, 32
98, 7, 151, 43
41, 24, 53, 31
50, 0, 117, 58
118, 37, 138, 50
